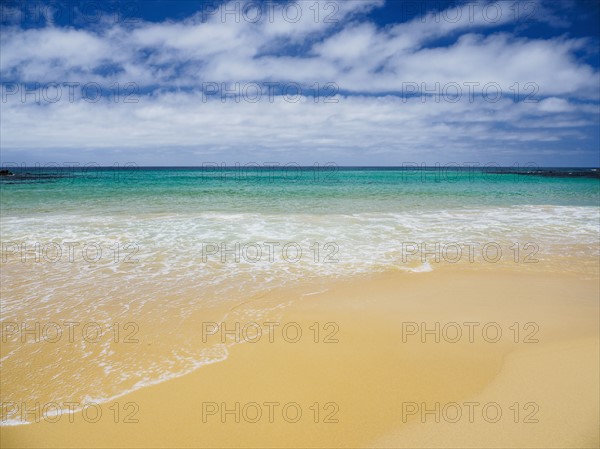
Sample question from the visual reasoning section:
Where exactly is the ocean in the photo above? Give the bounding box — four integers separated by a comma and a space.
1, 166, 599, 425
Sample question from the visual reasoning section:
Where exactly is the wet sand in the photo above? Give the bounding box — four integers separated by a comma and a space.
2, 268, 598, 448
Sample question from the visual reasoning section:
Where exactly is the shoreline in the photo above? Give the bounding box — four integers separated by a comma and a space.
2, 267, 599, 448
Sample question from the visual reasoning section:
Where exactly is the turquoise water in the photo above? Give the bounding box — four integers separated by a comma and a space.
2, 167, 598, 276
2, 167, 599, 215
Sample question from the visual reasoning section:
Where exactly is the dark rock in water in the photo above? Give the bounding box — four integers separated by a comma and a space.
0, 170, 64, 182
518, 170, 599, 179
488, 169, 600, 179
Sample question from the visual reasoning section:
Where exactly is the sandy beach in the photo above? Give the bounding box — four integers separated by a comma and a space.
2, 267, 598, 448
2, 0, 599, 446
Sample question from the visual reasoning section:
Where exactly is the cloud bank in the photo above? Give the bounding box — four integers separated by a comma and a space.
1, 0, 598, 165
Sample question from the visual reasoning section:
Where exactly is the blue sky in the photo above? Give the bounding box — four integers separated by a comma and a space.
1, 0, 599, 166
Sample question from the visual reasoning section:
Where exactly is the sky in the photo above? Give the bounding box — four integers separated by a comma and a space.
1, 0, 599, 167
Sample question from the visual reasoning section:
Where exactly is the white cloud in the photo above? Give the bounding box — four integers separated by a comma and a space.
0, 0, 598, 164
1, 91, 596, 164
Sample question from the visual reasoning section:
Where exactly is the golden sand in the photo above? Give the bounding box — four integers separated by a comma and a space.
2, 268, 599, 448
